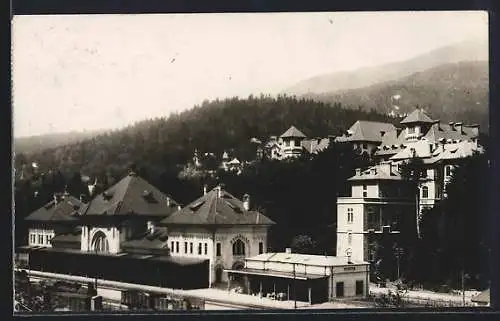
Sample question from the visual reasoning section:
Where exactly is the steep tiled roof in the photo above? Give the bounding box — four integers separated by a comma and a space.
227, 158, 241, 165
424, 142, 483, 164
121, 227, 169, 250
390, 140, 433, 161
79, 172, 180, 217
25, 195, 83, 222
301, 138, 330, 154
348, 163, 403, 181
160, 187, 275, 226
375, 121, 479, 158
336, 121, 396, 143
280, 126, 306, 138
400, 109, 435, 124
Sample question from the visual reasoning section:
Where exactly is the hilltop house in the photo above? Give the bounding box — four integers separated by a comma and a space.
335, 121, 396, 157
261, 126, 332, 160
374, 109, 480, 162
159, 185, 275, 286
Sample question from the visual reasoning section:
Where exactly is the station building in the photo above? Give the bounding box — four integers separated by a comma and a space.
225, 250, 370, 304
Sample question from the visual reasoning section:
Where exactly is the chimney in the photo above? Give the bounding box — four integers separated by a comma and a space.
449, 122, 455, 130
203, 184, 208, 196
370, 167, 377, 175
148, 221, 155, 234
466, 124, 479, 137
454, 122, 463, 133
242, 194, 250, 211
285, 248, 292, 254
217, 184, 224, 198
62, 186, 69, 199
390, 162, 399, 174
355, 168, 362, 176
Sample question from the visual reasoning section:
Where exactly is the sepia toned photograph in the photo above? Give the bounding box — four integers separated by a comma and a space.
12, 11, 491, 313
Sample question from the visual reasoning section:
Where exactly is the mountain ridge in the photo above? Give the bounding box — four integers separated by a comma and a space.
285, 38, 488, 95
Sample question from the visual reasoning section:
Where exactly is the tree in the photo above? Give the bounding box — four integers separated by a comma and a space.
399, 156, 426, 239
290, 235, 317, 254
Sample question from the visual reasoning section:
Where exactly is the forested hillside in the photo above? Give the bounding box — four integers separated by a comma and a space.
14, 95, 397, 182
14, 130, 107, 155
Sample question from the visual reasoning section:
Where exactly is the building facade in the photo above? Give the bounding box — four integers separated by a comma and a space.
160, 185, 275, 287
225, 251, 370, 304
336, 162, 414, 262
337, 108, 484, 265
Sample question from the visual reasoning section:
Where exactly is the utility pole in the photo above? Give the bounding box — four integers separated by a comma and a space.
293, 263, 297, 309
462, 270, 465, 307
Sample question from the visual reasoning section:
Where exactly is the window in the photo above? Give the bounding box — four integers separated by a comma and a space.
259, 242, 264, 254
408, 127, 415, 134
347, 208, 354, 223
38, 235, 43, 244
348, 232, 352, 245
91, 231, 110, 253
204, 243, 208, 255
421, 186, 429, 199
232, 239, 246, 256
45, 235, 50, 245
171, 241, 174, 252
336, 282, 344, 297
190, 242, 193, 254
216, 243, 221, 257
362, 143, 368, 150
198, 243, 202, 255
363, 184, 367, 197
356, 280, 364, 295
445, 166, 452, 177
184, 242, 188, 254
176, 242, 179, 253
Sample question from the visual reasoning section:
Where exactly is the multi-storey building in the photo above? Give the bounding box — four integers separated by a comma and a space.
337, 108, 484, 263
336, 162, 414, 262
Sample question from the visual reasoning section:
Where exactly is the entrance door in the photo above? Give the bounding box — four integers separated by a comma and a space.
215, 267, 223, 283
336, 282, 344, 298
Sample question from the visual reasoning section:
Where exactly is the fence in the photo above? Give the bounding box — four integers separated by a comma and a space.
365, 291, 476, 308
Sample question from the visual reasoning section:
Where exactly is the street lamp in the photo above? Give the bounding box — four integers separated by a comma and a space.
394, 247, 404, 281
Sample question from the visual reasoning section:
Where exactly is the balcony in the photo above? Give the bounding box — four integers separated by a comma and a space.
337, 197, 413, 205
365, 220, 400, 233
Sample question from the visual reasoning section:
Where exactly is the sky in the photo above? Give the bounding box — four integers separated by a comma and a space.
12, 11, 488, 138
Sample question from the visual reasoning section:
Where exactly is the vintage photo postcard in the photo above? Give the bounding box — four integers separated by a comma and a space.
12, 11, 491, 313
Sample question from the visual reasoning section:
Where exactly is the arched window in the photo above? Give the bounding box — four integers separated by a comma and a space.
91, 231, 110, 253
232, 239, 246, 256
421, 186, 429, 199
